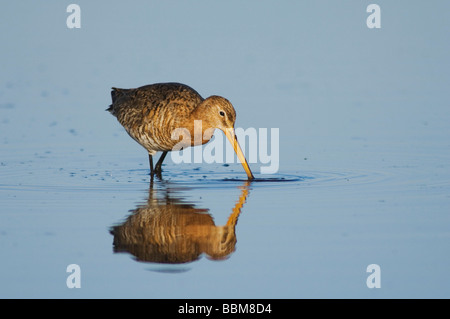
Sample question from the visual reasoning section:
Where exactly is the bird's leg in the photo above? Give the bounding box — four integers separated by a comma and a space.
154, 151, 168, 173
149, 154, 154, 175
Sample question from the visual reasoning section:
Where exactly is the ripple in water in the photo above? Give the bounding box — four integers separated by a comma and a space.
0, 154, 391, 194
154, 166, 390, 191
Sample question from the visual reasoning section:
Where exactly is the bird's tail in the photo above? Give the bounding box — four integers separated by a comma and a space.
106, 87, 127, 112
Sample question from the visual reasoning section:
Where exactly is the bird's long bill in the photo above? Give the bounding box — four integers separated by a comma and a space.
224, 128, 254, 180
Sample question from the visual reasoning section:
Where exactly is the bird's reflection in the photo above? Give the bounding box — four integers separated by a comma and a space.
110, 178, 251, 265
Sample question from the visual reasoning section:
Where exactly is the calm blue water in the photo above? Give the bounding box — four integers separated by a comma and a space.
1, 1, 450, 298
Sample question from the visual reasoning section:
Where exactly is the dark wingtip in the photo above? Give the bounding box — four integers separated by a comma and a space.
108, 87, 122, 113
111, 87, 119, 103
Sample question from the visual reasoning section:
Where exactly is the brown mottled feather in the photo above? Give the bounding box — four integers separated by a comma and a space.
106, 82, 254, 180
107, 82, 235, 155
108, 83, 205, 154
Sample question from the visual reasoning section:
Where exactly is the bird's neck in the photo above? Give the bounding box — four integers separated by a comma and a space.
185, 114, 215, 146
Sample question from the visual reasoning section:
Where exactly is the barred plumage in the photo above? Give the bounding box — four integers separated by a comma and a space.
107, 82, 254, 179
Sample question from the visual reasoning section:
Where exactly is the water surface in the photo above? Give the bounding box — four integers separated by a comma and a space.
1, 1, 450, 298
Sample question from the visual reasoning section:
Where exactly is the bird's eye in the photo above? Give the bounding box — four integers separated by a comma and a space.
219, 111, 225, 117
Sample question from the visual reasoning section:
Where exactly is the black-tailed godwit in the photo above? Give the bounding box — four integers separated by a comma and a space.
107, 82, 254, 180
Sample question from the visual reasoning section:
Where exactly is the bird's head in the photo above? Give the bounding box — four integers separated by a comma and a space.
199, 96, 254, 180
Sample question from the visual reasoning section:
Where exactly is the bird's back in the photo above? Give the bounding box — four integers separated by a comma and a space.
108, 82, 203, 116
107, 82, 205, 153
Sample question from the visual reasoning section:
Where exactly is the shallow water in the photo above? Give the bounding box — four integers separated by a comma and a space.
1, 1, 450, 298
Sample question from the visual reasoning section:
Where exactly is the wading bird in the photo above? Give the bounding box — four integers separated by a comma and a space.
107, 82, 254, 180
